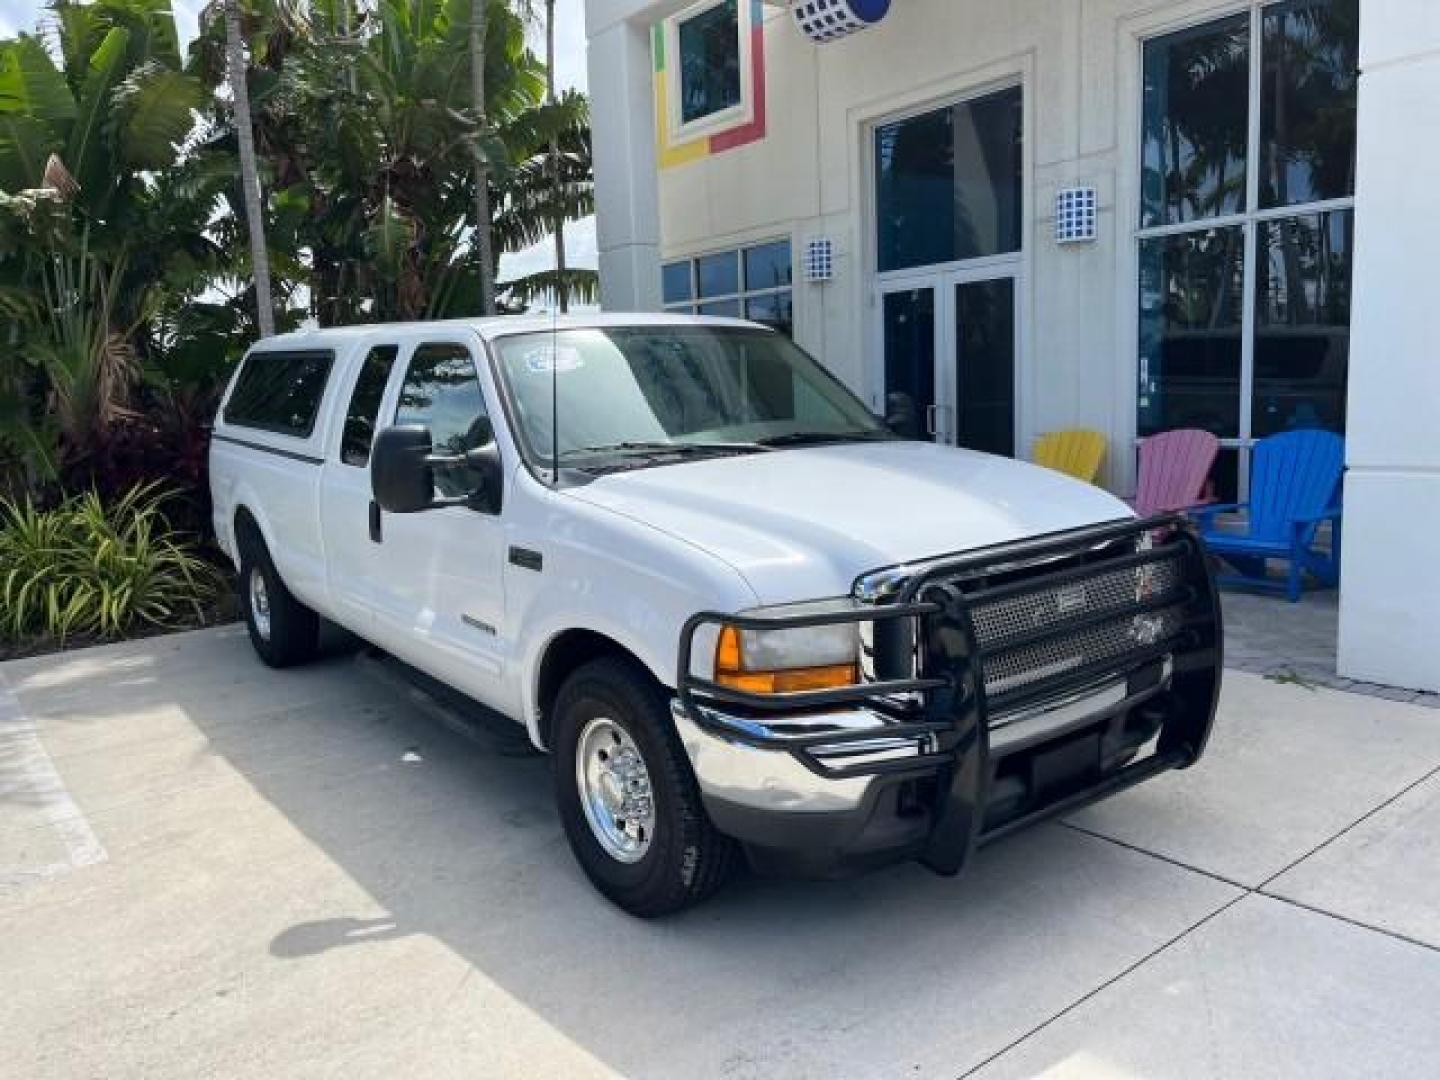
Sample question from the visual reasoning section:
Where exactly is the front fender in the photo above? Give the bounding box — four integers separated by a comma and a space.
508, 487, 761, 749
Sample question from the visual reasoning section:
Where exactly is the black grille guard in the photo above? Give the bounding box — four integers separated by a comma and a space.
676, 514, 1224, 871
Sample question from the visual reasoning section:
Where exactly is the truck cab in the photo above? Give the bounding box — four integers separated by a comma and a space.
210, 315, 1222, 915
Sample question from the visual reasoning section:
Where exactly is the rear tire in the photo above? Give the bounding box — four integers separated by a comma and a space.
553, 656, 736, 916
237, 532, 319, 669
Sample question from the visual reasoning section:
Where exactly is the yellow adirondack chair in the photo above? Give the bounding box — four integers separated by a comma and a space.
1033, 429, 1107, 484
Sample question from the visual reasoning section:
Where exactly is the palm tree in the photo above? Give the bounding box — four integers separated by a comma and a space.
0, 2, 213, 481
217, 0, 275, 337
544, 0, 568, 312
470, 0, 498, 316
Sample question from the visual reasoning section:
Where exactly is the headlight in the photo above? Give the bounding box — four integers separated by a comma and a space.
714, 603, 860, 694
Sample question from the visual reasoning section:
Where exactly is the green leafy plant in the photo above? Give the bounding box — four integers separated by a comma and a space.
0, 482, 225, 644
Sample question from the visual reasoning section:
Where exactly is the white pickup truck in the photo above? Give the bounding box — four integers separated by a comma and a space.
210, 314, 1222, 915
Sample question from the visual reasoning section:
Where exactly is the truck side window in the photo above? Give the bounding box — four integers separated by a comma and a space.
224, 350, 333, 437
339, 345, 398, 466
394, 343, 495, 499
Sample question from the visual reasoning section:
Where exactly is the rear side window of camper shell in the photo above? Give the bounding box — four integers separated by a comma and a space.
224, 350, 335, 438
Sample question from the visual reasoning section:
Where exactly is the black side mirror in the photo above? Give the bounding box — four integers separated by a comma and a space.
372, 424, 436, 513
885, 391, 920, 438
461, 442, 503, 513
372, 424, 504, 514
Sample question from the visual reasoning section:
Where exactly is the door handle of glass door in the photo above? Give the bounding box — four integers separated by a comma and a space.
926, 404, 950, 439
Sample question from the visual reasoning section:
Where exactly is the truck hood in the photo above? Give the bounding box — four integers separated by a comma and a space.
567, 441, 1132, 605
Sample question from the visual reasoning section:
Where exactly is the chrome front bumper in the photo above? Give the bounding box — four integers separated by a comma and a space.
672, 665, 1166, 816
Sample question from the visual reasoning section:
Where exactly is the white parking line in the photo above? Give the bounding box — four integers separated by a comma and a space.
0, 671, 107, 887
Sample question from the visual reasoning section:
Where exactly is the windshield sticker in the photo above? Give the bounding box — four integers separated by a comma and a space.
521, 345, 585, 375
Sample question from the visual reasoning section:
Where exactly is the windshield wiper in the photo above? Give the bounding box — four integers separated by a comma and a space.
559, 440, 768, 461
753, 431, 894, 448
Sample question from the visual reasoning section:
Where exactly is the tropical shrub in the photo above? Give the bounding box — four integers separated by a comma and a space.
0, 482, 226, 645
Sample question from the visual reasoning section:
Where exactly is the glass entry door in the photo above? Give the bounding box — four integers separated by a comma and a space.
880, 273, 1017, 455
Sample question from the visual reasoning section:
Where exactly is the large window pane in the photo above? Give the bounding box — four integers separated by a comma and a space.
662, 261, 693, 304
745, 291, 793, 336
875, 86, 1022, 273
1141, 15, 1249, 228
696, 251, 739, 298
882, 289, 936, 439
224, 350, 333, 437
677, 1, 741, 125
954, 278, 1015, 457
743, 240, 791, 290
697, 298, 741, 317
1260, 0, 1359, 208
340, 345, 398, 466
1138, 226, 1245, 437
1253, 210, 1352, 435
395, 344, 494, 498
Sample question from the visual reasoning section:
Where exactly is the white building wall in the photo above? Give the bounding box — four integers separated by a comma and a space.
640, 0, 1262, 493
587, 0, 1434, 690
1337, 0, 1440, 692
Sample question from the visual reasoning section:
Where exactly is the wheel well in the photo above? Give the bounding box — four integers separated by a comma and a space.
233, 507, 263, 557
535, 629, 657, 750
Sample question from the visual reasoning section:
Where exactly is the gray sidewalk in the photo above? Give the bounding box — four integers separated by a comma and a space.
2, 626, 1438, 1079
1223, 589, 1440, 708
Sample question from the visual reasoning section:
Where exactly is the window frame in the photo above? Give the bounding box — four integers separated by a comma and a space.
662, 0, 756, 146
662, 238, 794, 335
1130, 0, 1356, 500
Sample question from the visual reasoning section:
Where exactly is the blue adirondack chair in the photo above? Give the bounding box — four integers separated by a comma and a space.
1193, 430, 1345, 602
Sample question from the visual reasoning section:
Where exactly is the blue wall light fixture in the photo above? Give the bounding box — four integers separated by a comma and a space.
791, 0, 891, 44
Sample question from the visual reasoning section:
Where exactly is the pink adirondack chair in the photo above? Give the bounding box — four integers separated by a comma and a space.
1132, 429, 1220, 516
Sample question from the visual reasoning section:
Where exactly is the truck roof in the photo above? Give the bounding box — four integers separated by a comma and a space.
249, 312, 765, 349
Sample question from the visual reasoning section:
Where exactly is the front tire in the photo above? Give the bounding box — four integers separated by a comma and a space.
238, 536, 319, 669
553, 657, 736, 916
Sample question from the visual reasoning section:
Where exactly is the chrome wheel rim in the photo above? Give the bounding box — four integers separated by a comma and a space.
249, 566, 272, 642
575, 716, 655, 863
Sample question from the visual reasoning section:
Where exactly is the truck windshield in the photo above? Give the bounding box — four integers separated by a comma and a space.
493, 326, 891, 470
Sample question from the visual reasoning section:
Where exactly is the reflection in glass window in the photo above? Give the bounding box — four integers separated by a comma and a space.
1261, 0, 1359, 208
954, 278, 1016, 457
696, 251, 740, 298
1141, 15, 1249, 229
394, 344, 494, 498
663, 240, 793, 338
340, 345, 397, 466
225, 351, 333, 437
875, 86, 1023, 273
745, 292, 793, 337
882, 289, 936, 440
1253, 210, 1352, 435
677, 1, 741, 125
494, 328, 883, 465
662, 261, 693, 304
744, 241, 792, 291
1136, 0, 1358, 490
1138, 227, 1245, 438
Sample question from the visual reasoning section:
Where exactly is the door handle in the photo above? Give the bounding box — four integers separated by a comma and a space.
369, 500, 382, 543
925, 404, 950, 439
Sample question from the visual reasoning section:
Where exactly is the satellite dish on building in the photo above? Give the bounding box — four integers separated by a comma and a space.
790, 0, 891, 44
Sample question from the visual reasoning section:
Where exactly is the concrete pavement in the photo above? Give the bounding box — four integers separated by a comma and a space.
2, 625, 1438, 1079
